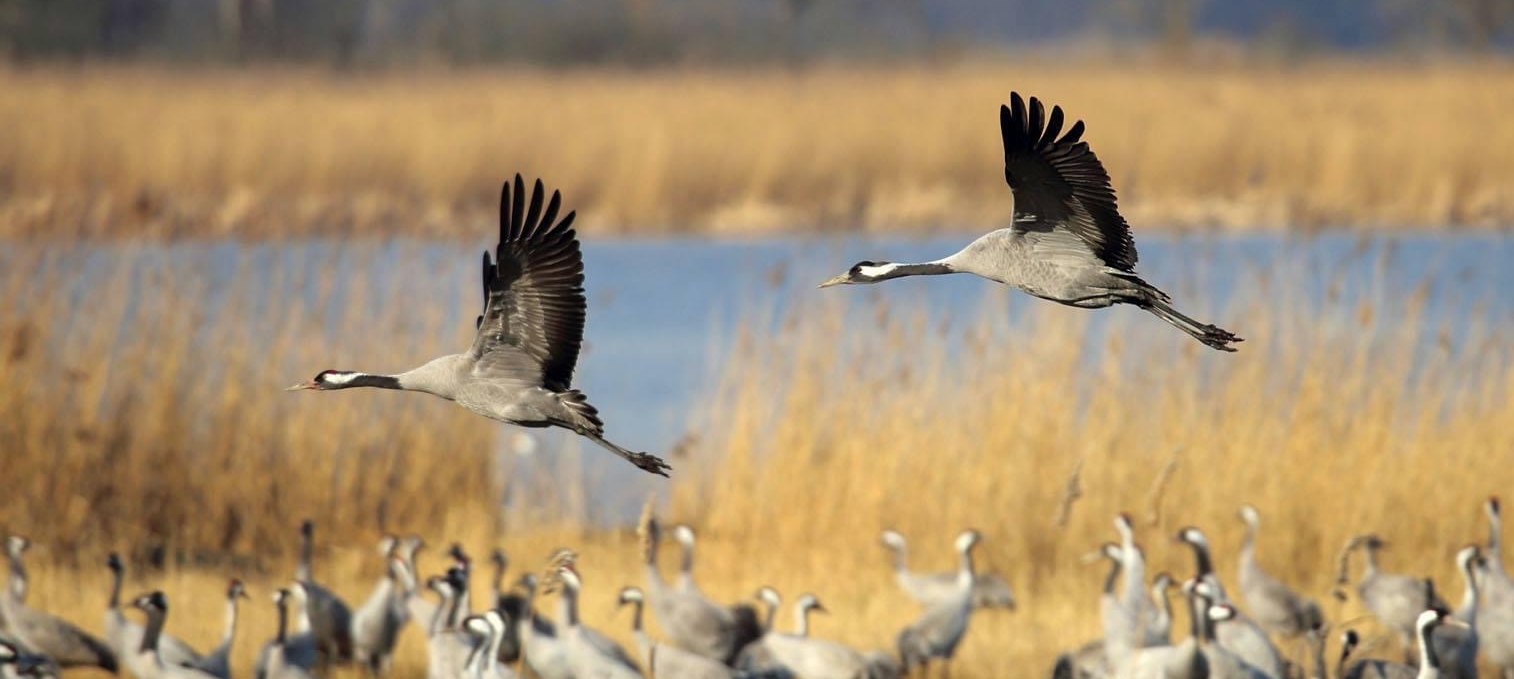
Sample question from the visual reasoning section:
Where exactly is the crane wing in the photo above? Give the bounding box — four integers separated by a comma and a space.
470, 175, 586, 391
1000, 91, 1138, 271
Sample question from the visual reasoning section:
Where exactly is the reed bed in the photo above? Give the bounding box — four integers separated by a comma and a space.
2, 61, 1513, 240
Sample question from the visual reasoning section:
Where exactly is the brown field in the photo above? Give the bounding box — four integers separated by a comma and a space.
1, 241, 1510, 676
1, 61, 1513, 239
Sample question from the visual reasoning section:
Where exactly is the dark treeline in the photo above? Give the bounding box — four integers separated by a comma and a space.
0, 0, 1510, 66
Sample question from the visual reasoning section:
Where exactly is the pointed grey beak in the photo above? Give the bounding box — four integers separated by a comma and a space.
286, 382, 315, 391
818, 273, 851, 289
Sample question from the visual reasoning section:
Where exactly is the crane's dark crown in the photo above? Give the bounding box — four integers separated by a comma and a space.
850, 260, 885, 273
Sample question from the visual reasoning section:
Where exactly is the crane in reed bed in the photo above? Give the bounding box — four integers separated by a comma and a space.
288, 175, 670, 476
819, 92, 1242, 352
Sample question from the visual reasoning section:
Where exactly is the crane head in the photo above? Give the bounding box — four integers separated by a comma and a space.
287, 370, 360, 391
955, 529, 982, 553
819, 261, 899, 288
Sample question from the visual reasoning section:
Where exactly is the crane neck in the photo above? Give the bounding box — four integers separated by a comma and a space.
296, 533, 312, 583
108, 565, 123, 609
956, 545, 976, 591
140, 605, 165, 656
222, 593, 240, 647
885, 542, 907, 573
794, 604, 812, 637
677, 542, 694, 584
275, 597, 289, 645
6, 553, 25, 603
560, 584, 580, 628
429, 588, 453, 636
1418, 620, 1440, 670
1460, 559, 1479, 617
1102, 558, 1122, 596
1188, 542, 1214, 579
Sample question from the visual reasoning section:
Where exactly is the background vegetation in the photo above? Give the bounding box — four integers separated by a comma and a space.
2, 62, 1512, 238
1, 246, 1508, 675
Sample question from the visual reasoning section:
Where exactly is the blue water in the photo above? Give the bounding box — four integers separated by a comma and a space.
4, 232, 1511, 519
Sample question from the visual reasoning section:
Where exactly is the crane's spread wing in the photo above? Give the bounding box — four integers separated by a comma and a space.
1000, 91, 1138, 271
470, 175, 586, 391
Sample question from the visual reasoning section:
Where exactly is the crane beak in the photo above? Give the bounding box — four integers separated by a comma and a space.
817, 273, 851, 289
286, 382, 316, 391
1443, 617, 1472, 630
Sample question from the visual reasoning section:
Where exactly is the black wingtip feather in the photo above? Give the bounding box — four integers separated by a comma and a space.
1039, 106, 1064, 149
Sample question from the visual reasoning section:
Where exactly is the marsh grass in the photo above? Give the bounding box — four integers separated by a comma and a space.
2, 62, 1513, 239
1, 242, 1510, 676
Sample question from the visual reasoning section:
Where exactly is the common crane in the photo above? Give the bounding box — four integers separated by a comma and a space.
1177, 529, 1283, 678
1236, 506, 1323, 638
818, 92, 1242, 352
0, 540, 115, 673
263, 590, 317, 679
1341, 610, 1467, 679
288, 175, 670, 476
878, 530, 1016, 610
1477, 497, 1514, 678
618, 586, 733, 679
762, 594, 871, 679
641, 514, 757, 664
291, 520, 354, 666
190, 579, 247, 679
126, 592, 219, 679
511, 573, 569, 679
351, 550, 409, 677
1341, 535, 1446, 662
895, 530, 984, 675
1429, 546, 1479, 679
104, 554, 203, 678
548, 559, 641, 679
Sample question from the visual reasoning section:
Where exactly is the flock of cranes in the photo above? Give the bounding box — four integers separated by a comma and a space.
0, 508, 1017, 679
1055, 499, 1514, 679
287, 92, 1242, 478
5, 499, 1514, 678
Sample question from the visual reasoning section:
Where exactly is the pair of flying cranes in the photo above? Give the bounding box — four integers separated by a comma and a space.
288, 93, 1244, 477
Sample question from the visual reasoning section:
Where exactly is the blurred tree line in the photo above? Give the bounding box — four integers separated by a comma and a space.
0, 0, 1509, 66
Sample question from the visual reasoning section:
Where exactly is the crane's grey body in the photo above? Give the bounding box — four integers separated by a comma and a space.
351, 549, 410, 677
257, 588, 318, 679
1428, 546, 1479, 679
105, 555, 204, 678
127, 593, 220, 679
1344, 535, 1447, 660
0, 538, 116, 673
1175, 529, 1283, 679
895, 530, 983, 674
187, 580, 245, 679
619, 587, 732, 679
1343, 611, 1463, 679
819, 92, 1241, 352
291, 521, 354, 668
263, 590, 317, 679
642, 518, 753, 664
551, 564, 640, 679
290, 176, 669, 476
1477, 498, 1514, 678
879, 530, 1016, 610
1236, 506, 1322, 638
762, 595, 870, 679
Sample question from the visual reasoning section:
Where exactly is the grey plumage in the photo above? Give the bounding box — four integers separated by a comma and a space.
895, 530, 983, 675
641, 517, 753, 664
292, 520, 354, 667
126, 592, 220, 679
1342, 610, 1464, 679
1476, 497, 1514, 677
422, 569, 473, 679
461, 611, 514, 679
262, 589, 318, 679
1236, 506, 1323, 638
762, 594, 871, 679
289, 175, 669, 476
0, 538, 116, 673
351, 542, 410, 677
819, 92, 1241, 352
878, 530, 1016, 610
1177, 529, 1283, 679
1428, 546, 1479, 679
188, 579, 246, 679
1342, 535, 1447, 660
511, 573, 569, 679
619, 587, 732, 679
734, 587, 793, 678
105, 554, 205, 678
550, 562, 641, 679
